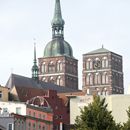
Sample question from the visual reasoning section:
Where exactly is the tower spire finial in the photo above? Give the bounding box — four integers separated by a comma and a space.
51, 0, 65, 38
32, 39, 39, 81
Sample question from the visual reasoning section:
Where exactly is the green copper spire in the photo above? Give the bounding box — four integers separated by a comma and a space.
32, 42, 39, 81
51, 0, 65, 38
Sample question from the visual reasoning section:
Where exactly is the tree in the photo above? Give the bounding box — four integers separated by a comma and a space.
122, 107, 130, 130
74, 96, 120, 130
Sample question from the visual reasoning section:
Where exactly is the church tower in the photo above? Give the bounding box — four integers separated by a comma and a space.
38, 0, 78, 90
82, 47, 124, 95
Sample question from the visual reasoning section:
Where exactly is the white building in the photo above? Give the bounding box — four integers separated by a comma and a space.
0, 101, 26, 116
70, 95, 130, 124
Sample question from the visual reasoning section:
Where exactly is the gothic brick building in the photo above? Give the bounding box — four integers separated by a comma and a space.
82, 47, 124, 95
37, 0, 78, 90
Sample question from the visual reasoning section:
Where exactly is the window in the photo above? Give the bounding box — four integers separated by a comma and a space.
16, 107, 21, 114
102, 72, 109, 84
59, 115, 62, 119
0, 91, 2, 98
28, 122, 31, 130
86, 59, 92, 70
39, 114, 41, 119
33, 112, 35, 117
94, 73, 101, 84
42, 126, 45, 130
42, 62, 46, 73
29, 111, 31, 116
42, 77, 46, 82
49, 77, 54, 83
86, 73, 93, 85
57, 61, 62, 72
102, 57, 108, 68
39, 124, 41, 130
43, 115, 46, 119
3, 108, 8, 112
33, 123, 36, 130
8, 123, 13, 130
87, 89, 90, 95
56, 76, 63, 86
48, 61, 55, 73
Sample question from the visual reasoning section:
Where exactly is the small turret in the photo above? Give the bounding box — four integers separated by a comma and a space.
32, 42, 39, 81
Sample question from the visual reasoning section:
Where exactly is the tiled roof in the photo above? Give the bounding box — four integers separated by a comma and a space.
84, 47, 110, 55
6, 74, 80, 93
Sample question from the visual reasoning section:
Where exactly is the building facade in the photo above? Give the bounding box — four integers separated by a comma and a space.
82, 47, 124, 95
0, 116, 14, 130
26, 104, 53, 130
38, 0, 78, 90
0, 100, 53, 130
0, 101, 26, 116
69, 95, 130, 124
27, 90, 70, 130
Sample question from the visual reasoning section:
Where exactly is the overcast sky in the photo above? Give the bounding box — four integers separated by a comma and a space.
0, 0, 130, 92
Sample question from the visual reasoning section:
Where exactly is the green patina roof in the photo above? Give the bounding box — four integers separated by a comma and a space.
85, 47, 110, 55
44, 38, 73, 57
43, 0, 73, 58
51, 0, 64, 27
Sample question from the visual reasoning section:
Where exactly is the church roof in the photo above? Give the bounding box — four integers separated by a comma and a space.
6, 74, 80, 93
85, 47, 110, 55
44, 38, 73, 58
43, 0, 74, 58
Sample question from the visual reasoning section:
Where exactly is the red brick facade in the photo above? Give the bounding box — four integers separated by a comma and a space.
82, 50, 124, 95
26, 105, 53, 130
28, 90, 70, 130
38, 56, 78, 90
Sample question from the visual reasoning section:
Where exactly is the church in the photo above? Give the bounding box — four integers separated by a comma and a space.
33, 0, 124, 95
0, 0, 125, 130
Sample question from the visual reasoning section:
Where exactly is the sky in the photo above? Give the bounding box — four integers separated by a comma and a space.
0, 0, 130, 92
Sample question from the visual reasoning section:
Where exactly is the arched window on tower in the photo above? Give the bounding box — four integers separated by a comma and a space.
102, 57, 108, 68
94, 73, 101, 85
49, 77, 54, 83
102, 88, 108, 95
48, 61, 55, 73
86, 59, 93, 70
56, 76, 63, 86
42, 62, 46, 73
102, 72, 109, 84
42, 77, 46, 82
86, 73, 93, 85
57, 60, 62, 72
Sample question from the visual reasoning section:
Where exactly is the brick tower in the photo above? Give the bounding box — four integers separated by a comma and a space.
82, 47, 124, 95
38, 0, 78, 90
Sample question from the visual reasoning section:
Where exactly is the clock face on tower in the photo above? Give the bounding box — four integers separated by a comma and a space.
93, 60, 101, 69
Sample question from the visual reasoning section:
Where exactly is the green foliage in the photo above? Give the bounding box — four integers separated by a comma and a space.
74, 96, 119, 130
122, 107, 130, 130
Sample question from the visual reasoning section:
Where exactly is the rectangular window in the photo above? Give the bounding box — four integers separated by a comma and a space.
29, 111, 31, 116
39, 113, 41, 118
8, 123, 13, 130
3, 108, 8, 112
0, 91, 2, 98
16, 107, 21, 114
